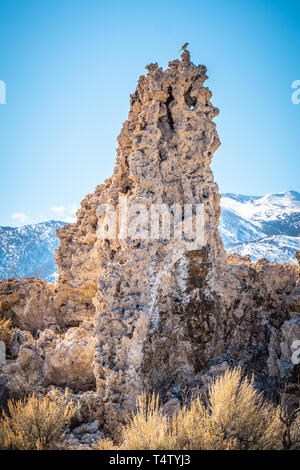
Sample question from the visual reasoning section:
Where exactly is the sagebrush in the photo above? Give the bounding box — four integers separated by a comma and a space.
0, 390, 78, 450
0, 317, 13, 346
97, 367, 287, 450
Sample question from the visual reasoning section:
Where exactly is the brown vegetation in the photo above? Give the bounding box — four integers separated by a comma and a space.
96, 368, 290, 450
0, 317, 13, 346
0, 391, 78, 450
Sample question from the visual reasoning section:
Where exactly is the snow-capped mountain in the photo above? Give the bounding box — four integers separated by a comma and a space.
0, 221, 66, 283
0, 191, 299, 285
219, 190, 300, 263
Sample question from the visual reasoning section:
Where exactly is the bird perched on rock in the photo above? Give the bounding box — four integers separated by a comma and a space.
179, 42, 189, 52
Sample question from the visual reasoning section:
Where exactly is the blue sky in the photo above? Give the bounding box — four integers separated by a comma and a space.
0, 0, 299, 226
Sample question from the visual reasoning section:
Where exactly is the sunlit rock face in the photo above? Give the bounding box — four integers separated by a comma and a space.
0, 52, 299, 428
54, 52, 227, 423
0, 278, 56, 335
89, 52, 230, 427
54, 52, 300, 427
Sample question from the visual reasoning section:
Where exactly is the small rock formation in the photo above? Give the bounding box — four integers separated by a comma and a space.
0, 278, 55, 334
0, 51, 299, 430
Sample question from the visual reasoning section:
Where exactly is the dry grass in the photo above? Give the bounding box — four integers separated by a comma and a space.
95, 438, 117, 450
95, 393, 170, 450
0, 317, 13, 346
4, 369, 45, 400
0, 390, 79, 450
193, 368, 283, 450
121, 393, 171, 450
280, 398, 300, 450
97, 367, 285, 450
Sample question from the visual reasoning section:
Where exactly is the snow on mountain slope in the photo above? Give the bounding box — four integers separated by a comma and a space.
221, 191, 300, 222
228, 235, 299, 264
219, 208, 265, 246
220, 191, 300, 263
0, 221, 66, 283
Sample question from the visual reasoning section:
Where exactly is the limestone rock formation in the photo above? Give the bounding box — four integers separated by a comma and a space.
0, 278, 95, 394
0, 51, 299, 430
0, 278, 55, 334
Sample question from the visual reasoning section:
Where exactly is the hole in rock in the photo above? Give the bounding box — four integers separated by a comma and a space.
184, 85, 197, 109
165, 86, 175, 130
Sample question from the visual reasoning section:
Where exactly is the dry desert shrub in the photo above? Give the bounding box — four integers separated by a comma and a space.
95, 438, 117, 450
4, 369, 45, 400
121, 392, 171, 450
0, 317, 13, 346
191, 367, 283, 450
280, 398, 300, 450
97, 367, 285, 450
0, 390, 78, 450
96, 392, 172, 450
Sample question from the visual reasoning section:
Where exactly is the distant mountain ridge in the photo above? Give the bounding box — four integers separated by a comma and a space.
0, 220, 66, 283
0, 191, 299, 284
219, 190, 300, 263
